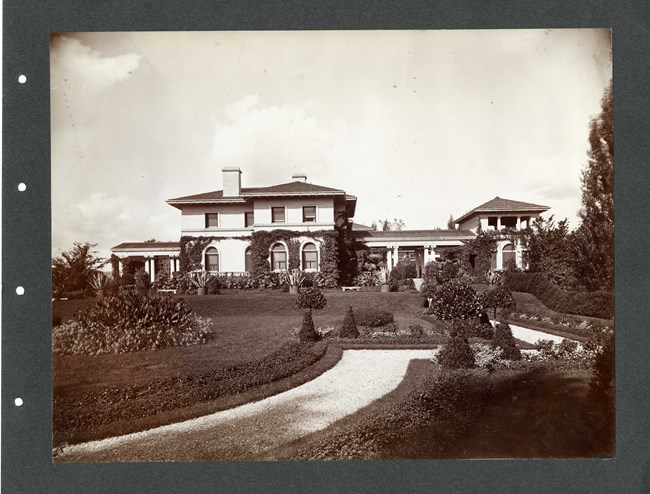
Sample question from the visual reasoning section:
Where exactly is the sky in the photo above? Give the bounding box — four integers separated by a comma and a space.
51, 29, 612, 259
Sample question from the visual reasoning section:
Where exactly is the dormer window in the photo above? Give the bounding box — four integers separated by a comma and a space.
205, 213, 218, 228
302, 206, 316, 223
272, 207, 285, 223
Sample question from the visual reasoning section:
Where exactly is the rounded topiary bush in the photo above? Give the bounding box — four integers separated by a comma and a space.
353, 307, 394, 327
299, 311, 319, 342
339, 306, 359, 338
436, 330, 476, 369
492, 322, 522, 360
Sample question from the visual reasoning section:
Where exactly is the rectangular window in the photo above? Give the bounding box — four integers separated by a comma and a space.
302, 206, 316, 222
244, 212, 254, 227
303, 251, 318, 269
273, 252, 287, 270
205, 213, 218, 228
271, 207, 285, 223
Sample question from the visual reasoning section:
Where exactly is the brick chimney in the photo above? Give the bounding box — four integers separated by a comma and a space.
292, 172, 307, 183
222, 167, 242, 196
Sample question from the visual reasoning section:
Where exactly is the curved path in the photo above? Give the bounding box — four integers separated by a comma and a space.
56, 349, 435, 462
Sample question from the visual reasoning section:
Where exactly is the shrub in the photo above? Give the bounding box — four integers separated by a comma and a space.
472, 343, 504, 371
398, 278, 416, 292
296, 287, 327, 313
353, 307, 394, 327
408, 324, 425, 338
436, 332, 475, 369
120, 272, 135, 286
52, 291, 213, 355
299, 311, 319, 342
353, 272, 379, 287
315, 325, 336, 339
134, 269, 150, 293
503, 271, 613, 319
428, 279, 482, 322
438, 262, 460, 282
206, 276, 220, 295
463, 319, 494, 339
480, 285, 515, 319
392, 262, 417, 280
492, 322, 521, 360
340, 306, 359, 338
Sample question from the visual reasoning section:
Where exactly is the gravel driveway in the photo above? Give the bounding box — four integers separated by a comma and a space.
55, 349, 435, 462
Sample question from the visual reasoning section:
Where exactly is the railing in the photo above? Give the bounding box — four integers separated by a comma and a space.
207, 271, 250, 276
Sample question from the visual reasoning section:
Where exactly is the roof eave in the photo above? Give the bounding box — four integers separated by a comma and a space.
455, 206, 550, 224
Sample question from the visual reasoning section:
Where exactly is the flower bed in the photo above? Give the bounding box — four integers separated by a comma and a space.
53, 290, 213, 355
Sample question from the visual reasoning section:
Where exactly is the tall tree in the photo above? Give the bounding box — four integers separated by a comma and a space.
573, 82, 614, 291
52, 242, 107, 292
377, 218, 405, 231
447, 214, 455, 229
526, 216, 577, 289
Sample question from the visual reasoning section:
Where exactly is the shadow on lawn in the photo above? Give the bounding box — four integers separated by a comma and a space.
387, 367, 614, 459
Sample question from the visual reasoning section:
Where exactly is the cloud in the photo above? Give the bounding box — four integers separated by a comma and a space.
51, 35, 141, 89
211, 96, 348, 185
52, 192, 178, 259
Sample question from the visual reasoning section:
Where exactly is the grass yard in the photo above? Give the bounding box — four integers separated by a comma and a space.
53, 290, 438, 445
53, 291, 429, 393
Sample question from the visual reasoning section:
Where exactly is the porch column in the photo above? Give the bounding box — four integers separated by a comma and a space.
118, 259, 123, 276
496, 216, 502, 230
415, 248, 423, 277
169, 256, 175, 274
386, 246, 393, 269
516, 216, 521, 230
144, 257, 150, 275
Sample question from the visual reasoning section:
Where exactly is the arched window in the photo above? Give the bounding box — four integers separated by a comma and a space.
302, 242, 318, 270
502, 243, 516, 269
244, 246, 253, 273
271, 243, 287, 271
205, 247, 219, 272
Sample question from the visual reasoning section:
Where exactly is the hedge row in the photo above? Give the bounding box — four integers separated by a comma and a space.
54, 341, 328, 438
503, 272, 613, 319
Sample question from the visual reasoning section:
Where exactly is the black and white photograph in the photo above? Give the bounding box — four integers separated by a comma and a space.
50, 29, 614, 462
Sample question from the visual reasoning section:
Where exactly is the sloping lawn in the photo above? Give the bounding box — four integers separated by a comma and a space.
53, 291, 428, 393
53, 291, 436, 445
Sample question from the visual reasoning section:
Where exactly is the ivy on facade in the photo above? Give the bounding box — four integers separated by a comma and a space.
179, 230, 340, 287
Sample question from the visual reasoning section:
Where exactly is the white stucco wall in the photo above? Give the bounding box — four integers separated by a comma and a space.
253, 197, 335, 230
200, 238, 252, 273
180, 204, 254, 236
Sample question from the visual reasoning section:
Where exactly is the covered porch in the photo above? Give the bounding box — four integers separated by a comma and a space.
111, 242, 181, 283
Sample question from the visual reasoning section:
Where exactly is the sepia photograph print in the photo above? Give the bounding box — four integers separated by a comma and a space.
50, 29, 613, 462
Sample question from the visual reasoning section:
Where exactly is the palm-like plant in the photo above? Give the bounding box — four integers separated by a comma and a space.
88, 271, 108, 291
376, 267, 391, 285
189, 270, 210, 288
283, 269, 305, 287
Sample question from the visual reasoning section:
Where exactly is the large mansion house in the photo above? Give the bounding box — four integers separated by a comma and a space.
111, 168, 549, 282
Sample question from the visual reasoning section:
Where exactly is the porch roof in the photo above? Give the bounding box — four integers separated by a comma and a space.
455, 196, 550, 224
112, 242, 180, 253
353, 229, 475, 242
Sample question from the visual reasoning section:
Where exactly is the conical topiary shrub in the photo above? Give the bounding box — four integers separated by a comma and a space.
339, 306, 359, 339
299, 311, 319, 342
436, 327, 476, 369
492, 322, 522, 360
